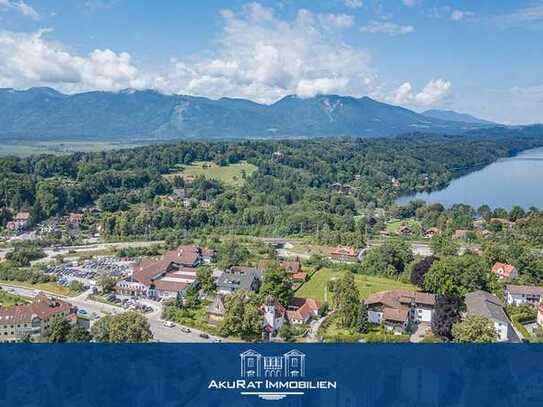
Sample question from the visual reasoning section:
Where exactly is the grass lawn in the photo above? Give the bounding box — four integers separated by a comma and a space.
296, 269, 417, 302
166, 160, 257, 187
385, 219, 420, 233
0, 289, 30, 306
0, 280, 77, 297
162, 303, 220, 336
320, 316, 410, 343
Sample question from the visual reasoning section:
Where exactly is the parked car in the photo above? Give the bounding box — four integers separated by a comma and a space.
199, 333, 210, 339
163, 321, 175, 328
180, 327, 191, 333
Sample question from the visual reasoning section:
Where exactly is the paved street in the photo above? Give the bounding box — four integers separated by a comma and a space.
0, 284, 222, 343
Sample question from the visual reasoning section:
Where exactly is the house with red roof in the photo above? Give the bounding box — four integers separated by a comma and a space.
0, 295, 77, 343
286, 298, 321, 325
424, 227, 442, 239
330, 245, 362, 262
492, 262, 519, 280
124, 245, 202, 299
365, 290, 436, 334
280, 260, 307, 282
68, 213, 83, 225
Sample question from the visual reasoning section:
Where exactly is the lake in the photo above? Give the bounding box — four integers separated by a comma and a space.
397, 147, 543, 209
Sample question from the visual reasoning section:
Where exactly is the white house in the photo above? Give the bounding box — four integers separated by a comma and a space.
505, 285, 543, 307
464, 290, 519, 342
262, 296, 286, 334
365, 290, 436, 334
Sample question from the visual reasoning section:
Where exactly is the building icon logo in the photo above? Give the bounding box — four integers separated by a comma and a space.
240, 349, 306, 378
208, 349, 335, 401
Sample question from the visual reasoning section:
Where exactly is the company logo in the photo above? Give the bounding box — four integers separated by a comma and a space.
208, 349, 337, 401
240, 349, 305, 378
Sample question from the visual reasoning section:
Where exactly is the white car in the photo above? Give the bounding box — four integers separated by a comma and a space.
163, 321, 175, 328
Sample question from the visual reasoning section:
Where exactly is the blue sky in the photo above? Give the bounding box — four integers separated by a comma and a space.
0, 0, 542, 124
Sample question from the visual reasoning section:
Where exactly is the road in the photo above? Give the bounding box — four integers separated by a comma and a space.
0, 284, 222, 343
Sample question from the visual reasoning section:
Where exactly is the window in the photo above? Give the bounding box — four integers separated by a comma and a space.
291, 358, 298, 368
247, 359, 254, 368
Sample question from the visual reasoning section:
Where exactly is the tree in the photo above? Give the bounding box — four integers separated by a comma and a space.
430, 236, 459, 257
334, 273, 360, 329
278, 323, 294, 342
477, 205, 492, 221
452, 315, 497, 343
424, 255, 489, 296
108, 311, 153, 343
47, 316, 71, 343
217, 240, 250, 268
260, 264, 293, 306
91, 315, 112, 342
220, 290, 262, 341
431, 294, 463, 340
68, 325, 92, 342
409, 256, 437, 287
97, 275, 117, 294
91, 312, 153, 343
182, 284, 200, 309
356, 302, 370, 334
196, 266, 216, 295
361, 240, 413, 277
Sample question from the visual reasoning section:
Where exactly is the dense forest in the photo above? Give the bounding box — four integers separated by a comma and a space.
1, 130, 543, 243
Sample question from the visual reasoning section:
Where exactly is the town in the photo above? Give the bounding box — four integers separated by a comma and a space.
2, 181, 543, 344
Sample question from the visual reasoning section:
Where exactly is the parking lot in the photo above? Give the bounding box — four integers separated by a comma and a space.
45, 257, 133, 288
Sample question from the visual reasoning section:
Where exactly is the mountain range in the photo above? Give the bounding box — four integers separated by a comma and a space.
421, 109, 495, 125
0, 87, 503, 141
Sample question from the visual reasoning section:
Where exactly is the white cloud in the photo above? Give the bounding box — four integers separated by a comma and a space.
0, 29, 147, 91
344, 0, 363, 9
450, 9, 475, 21
487, 3, 543, 29
360, 21, 414, 35
318, 13, 354, 29
157, 3, 375, 102
0, 0, 39, 19
389, 79, 451, 106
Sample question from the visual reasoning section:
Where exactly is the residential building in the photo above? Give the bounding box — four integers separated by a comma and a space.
216, 266, 260, 295
172, 188, 187, 200
330, 245, 363, 262
280, 260, 306, 282
398, 223, 415, 236
201, 248, 217, 264
207, 295, 226, 325
68, 213, 83, 225
365, 290, 436, 334
7, 211, 31, 231
262, 296, 286, 335
424, 227, 442, 239
492, 262, 519, 280
130, 245, 202, 299
286, 298, 321, 325
464, 290, 519, 342
505, 285, 543, 306
0, 295, 77, 343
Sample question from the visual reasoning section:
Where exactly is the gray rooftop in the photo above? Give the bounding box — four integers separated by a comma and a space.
465, 290, 509, 324
217, 268, 260, 292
